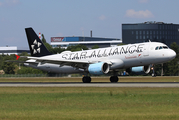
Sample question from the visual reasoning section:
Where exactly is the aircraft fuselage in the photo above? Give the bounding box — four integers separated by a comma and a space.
25, 42, 176, 74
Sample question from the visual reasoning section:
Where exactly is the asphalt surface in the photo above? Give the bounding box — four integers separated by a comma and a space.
0, 82, 179, 87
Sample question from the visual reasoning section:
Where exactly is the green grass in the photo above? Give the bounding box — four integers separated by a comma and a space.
0, 87, 179, 120
0, 76, 179, 82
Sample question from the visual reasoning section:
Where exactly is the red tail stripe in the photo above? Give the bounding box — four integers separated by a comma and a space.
15, 54, 20, 60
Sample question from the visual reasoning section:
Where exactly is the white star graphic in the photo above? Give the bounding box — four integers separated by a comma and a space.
31, 39, 42, 54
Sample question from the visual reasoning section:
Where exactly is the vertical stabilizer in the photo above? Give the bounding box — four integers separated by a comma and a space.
25, 27, 52, 57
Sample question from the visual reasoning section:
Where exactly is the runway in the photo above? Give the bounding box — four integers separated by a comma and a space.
0, 82, 179, 87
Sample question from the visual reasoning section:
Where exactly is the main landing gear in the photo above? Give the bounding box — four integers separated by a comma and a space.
82, 76, 91, 83
82, 76, 119, 83
110, 76, 119, 82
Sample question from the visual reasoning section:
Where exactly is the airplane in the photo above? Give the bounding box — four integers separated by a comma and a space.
10, 27, 176, 83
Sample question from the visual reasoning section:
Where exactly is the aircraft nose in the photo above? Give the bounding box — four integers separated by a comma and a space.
168, 49, 176, 60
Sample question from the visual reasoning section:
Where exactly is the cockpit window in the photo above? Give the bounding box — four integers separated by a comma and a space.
155, 46, 169, 50
163, 46, 168, 49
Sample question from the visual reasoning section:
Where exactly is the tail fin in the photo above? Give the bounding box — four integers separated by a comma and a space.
25, 27, 52, 57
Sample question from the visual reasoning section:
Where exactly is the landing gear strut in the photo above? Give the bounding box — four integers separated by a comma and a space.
151, 64, 156, 77
110, 76, 119, 82
82, 76, 91, 83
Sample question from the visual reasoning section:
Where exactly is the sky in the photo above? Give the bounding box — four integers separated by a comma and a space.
0, 0, 179, 48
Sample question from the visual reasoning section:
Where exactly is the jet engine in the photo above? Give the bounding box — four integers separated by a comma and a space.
126, 65, 151, 75
88, 62, 110, 75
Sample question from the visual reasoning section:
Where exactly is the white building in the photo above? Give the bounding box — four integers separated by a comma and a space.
50, 36, 122, 49
0, 46, 30, 55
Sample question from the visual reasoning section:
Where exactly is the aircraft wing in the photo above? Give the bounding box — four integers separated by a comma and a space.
6, 60, 38, 65
10, 55, 115, 69
7, 55, 95, 69
27, 56, 113, 69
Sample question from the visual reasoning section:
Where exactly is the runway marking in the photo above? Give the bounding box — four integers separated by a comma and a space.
0, 82, 179, 87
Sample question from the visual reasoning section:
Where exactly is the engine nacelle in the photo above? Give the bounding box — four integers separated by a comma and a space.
88, 62, 110, 75
126, 65, 151, 75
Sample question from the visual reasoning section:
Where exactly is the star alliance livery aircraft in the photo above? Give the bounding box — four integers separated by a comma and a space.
13, 28, 176, 83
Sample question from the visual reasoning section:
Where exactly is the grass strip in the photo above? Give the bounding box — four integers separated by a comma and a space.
0, 76, 179, 82
0, 87, 179, 120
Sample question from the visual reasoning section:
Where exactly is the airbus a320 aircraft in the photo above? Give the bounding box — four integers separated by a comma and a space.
12, 28, 176, 83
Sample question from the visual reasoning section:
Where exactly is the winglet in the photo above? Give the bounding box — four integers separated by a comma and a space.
15, 54, 20, 60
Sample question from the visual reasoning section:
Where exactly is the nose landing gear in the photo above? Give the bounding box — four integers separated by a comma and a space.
151, 65, 156, 77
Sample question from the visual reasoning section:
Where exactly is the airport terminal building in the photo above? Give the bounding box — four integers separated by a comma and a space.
122, 21, 179, 46
0, 46, 30, 55
50, 36, 122, 49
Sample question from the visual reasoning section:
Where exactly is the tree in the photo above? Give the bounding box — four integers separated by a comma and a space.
41, 34, 54, 53
53, 47, 65, 54
18, 52, 29, 56
0, 55, 4, 70
2, 55, 16, 74
66, 44, 88, 52
167, 42, 179, 75
17, 66, 46, 74
118, 43, 126, 46
41, 34, 47, 43
91, 45, 99, 49
44, 42, 54, 53
170, 42, 179, 54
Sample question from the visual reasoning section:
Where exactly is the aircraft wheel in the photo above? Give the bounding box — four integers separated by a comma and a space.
152, 73, 156, 77
82, 76, 91, 83
110, 76, 118, 82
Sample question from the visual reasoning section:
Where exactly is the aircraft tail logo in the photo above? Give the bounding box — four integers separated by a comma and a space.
31, 39, 42, 54
25, 27, 52, 57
